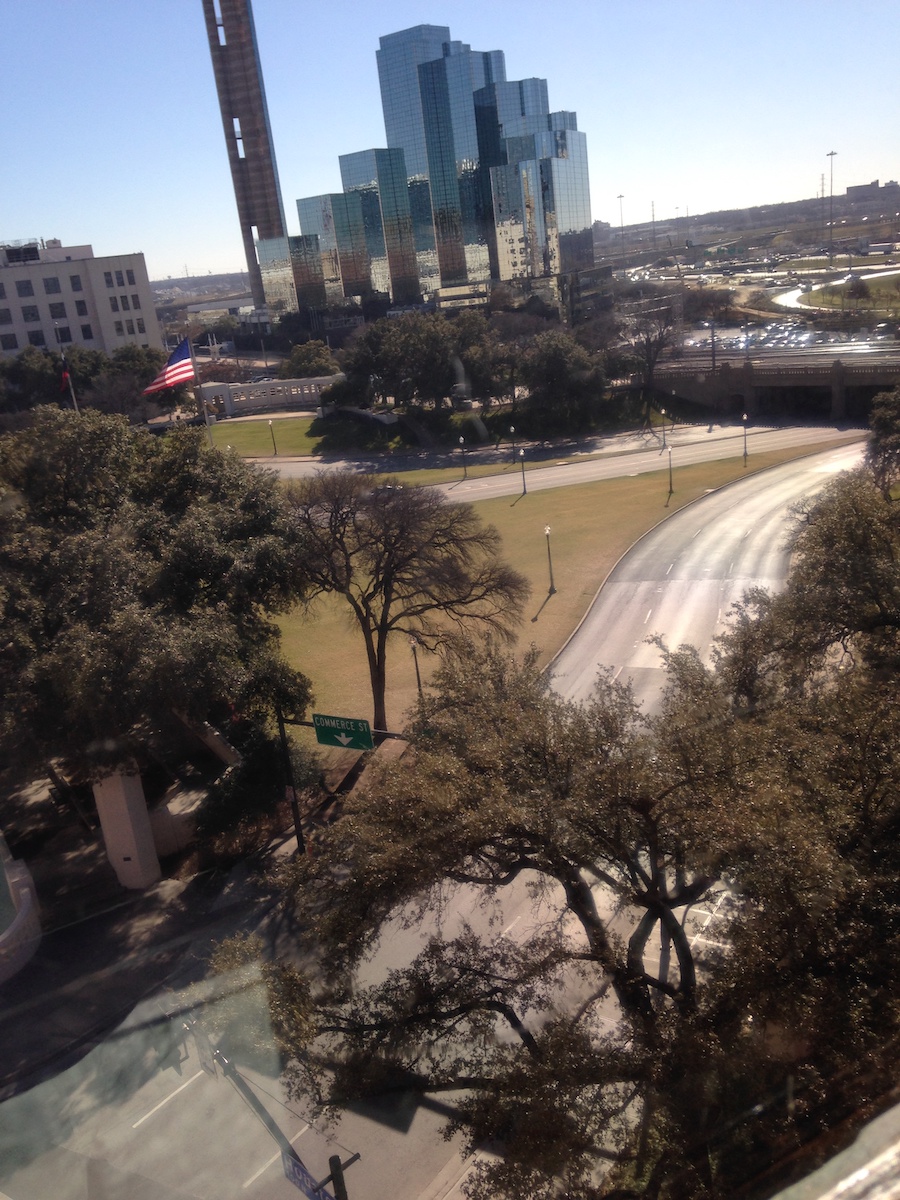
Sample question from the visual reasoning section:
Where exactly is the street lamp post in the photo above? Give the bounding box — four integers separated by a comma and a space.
459, 435, 467, 479
519, 448, 527, 495
510, 425, 516, 464
544, 525, 556, 595
828, 150, 837, 264
268, 418, 278, 456
618, 193, 625, 275
667, 446, 674, 499
742, 412, 748, 467
409, 638, 423, 700
660, 407, 667, 449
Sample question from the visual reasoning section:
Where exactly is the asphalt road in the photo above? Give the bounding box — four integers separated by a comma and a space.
550, 441, 865, 713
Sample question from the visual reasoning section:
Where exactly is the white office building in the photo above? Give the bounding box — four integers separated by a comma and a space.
0, 239, 162, 358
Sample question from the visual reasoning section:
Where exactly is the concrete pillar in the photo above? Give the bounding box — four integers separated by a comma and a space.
92, 770, 161, 890
831, 359, 846, 421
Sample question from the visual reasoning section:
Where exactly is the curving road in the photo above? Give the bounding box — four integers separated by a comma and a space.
550, 442, 865, 712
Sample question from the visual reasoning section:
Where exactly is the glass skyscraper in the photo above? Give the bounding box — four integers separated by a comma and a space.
339, 149, 421, 305
297, 193, 371, 301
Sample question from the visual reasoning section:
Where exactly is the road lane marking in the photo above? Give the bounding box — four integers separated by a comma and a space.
132, 1070, 204, 1127
242, 1125, 309, 1188
502, 915, 523, 936
665, 562, 674, 575
644, 609, 653, 624
691, 527, 702, 539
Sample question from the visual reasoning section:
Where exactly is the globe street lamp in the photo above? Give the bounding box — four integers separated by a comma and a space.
660, 407, 667, 450
667, 446, 674, 500
509, 425, 516, 464
519, 448, 527, 495
268, 418, 278, 456
544, 525, 556, 595
459, 435, 467, 479
742, 412, 748, 467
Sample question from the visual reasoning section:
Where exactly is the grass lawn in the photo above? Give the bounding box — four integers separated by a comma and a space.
210, 415, 320, 457
278, 435, 863, 759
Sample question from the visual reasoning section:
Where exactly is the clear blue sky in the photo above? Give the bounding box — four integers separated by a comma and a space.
2, 1, 897, 281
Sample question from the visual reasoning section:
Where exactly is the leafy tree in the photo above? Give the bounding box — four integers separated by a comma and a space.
0, 408, 310, 782
866, 385, 900, 498
619, 293, 678, 422
278, 339, 340, 380
340, 313, 457, 407
520, 330, 605, 434
256, 640, 808, 1198
283, 473, 529, 733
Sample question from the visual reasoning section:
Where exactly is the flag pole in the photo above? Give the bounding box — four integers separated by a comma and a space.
61, 352, 80, 414
186, 330, 213, 449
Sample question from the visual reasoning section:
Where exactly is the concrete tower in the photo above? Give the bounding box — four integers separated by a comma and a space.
202, 0, 286, 310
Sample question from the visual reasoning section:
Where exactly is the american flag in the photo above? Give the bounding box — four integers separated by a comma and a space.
143, 338, 196, 394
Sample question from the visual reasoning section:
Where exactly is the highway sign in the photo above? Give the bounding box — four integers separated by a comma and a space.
282, 1151, 335, 1200
312, 713, 374, 751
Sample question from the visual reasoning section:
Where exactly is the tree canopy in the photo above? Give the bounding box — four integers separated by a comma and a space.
0, 408, 310, 781
278, 339, 341, 381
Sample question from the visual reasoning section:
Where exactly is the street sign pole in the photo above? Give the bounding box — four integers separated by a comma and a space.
311, 713, 375, 752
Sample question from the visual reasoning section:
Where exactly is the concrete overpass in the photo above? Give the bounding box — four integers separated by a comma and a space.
654, 353, 900, 419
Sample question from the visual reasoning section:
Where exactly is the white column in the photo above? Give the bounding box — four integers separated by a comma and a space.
92, 770, 161, 889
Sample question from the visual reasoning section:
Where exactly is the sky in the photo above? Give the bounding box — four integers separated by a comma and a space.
2, 1, 898, 282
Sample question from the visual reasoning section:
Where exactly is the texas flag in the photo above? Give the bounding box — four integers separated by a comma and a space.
143, 338, 196, 394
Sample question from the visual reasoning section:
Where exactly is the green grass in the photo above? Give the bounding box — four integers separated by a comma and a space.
210, 415, 320, 457
278, 435, 864, 760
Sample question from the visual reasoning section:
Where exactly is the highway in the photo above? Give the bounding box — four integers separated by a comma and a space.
0, 428, 868, 1200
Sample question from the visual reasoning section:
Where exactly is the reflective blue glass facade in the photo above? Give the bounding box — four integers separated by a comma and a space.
339, 149, 421, 305
297, 192, 371, 300
418, 42, 505, 286
257, 234, 326, 312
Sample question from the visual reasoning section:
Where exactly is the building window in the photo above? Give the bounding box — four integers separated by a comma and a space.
124, 319, 134, 334
15, 280, 34, 297
0, 334, 18, 350
49, 302, 66, 319
115, 270, 124, 287
126, 268, 135, 285
0, 309, 10, 325
43, 276, 61, 294
28, 330, 46, 346
21, 305, 39, 322
110, 296, 119, 312
114, 320, 124, 335
69, 273, 83, 292
131, 294, 141, 309
56, 326, 72, 343
120, 295, 130, 311
104, 271, 114, 287
81, 324, 93, 340
136, 317, 146, 334
0, 283, 5, 300
75, 299, 88, 316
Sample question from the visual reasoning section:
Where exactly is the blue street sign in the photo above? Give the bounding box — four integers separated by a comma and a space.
282, 1151, 335, 1200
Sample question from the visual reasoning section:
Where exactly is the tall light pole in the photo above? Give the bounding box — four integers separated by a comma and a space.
409, 638, 423, 700
617, 193, 625, 276
544, 526, 556, 595
519, 448, 527, 495
742, 412, 748, 467
828, 150, 837, 264
660, 407, 667, 450
459, 435, 467, 479
268, 418, 278, 455
667, 446, 674, 500
509, 424, 516, 464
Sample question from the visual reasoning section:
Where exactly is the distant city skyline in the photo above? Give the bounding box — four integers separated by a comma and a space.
2, 1, 897, 281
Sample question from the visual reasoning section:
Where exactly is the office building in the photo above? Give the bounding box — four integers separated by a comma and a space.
296, 193, 372, 301
202, 0, 287, 311
339, 149, 421, 305
257, 234, 327, 312
0, 240, 161, 359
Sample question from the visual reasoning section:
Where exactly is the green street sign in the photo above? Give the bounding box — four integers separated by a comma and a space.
312, 713, 374, 751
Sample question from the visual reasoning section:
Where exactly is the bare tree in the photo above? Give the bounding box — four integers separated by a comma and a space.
285, 473, 529, 734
